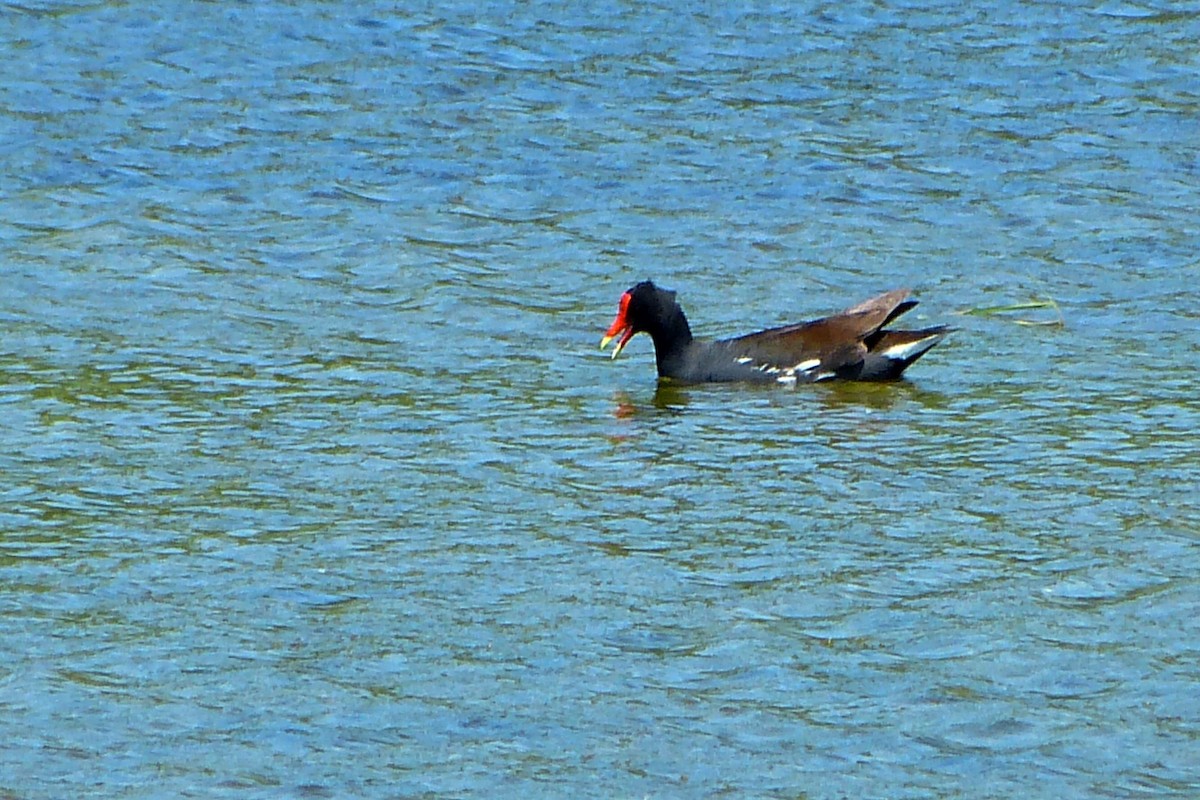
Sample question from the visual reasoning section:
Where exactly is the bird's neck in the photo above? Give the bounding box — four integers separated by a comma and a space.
649, 306, 694, 375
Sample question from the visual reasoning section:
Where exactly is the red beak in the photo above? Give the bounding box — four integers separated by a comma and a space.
600, 291, 635, 358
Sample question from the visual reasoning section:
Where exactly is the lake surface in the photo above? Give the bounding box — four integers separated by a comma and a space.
2, 1, 1199, 797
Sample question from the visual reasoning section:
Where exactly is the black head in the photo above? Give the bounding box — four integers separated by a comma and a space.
600, 280, 691, 359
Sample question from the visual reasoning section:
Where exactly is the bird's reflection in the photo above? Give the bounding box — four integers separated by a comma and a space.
610, 379, 949, 418
652, 381, 693, 411
610, 384, 692, 418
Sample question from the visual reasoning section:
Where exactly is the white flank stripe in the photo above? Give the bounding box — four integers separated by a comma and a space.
776, 374, 798, 385
795, 358, 821, 372
735, 356, 753, 364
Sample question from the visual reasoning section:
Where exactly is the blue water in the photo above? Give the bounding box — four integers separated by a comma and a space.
2, 1, 1199, 798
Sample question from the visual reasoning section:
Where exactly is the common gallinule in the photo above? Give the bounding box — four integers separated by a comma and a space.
600, 281, 951, 384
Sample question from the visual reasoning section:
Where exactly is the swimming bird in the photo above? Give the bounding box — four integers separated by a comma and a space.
600, 280, 950, 384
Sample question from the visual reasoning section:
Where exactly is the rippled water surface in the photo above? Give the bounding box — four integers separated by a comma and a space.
3, 1, 1199, 797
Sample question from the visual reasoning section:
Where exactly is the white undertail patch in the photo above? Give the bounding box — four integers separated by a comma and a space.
881, 335, 941, 361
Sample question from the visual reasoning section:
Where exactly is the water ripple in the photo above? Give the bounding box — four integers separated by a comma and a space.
3, 0, 1200, 797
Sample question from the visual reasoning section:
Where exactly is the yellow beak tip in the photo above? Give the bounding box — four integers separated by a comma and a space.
601, 331, 629, 359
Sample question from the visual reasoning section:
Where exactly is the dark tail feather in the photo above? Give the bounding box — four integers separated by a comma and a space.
860, 326, 953, 380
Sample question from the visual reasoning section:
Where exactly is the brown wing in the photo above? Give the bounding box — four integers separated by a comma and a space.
720, 289, 918, 375
842, 288, 915, 321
